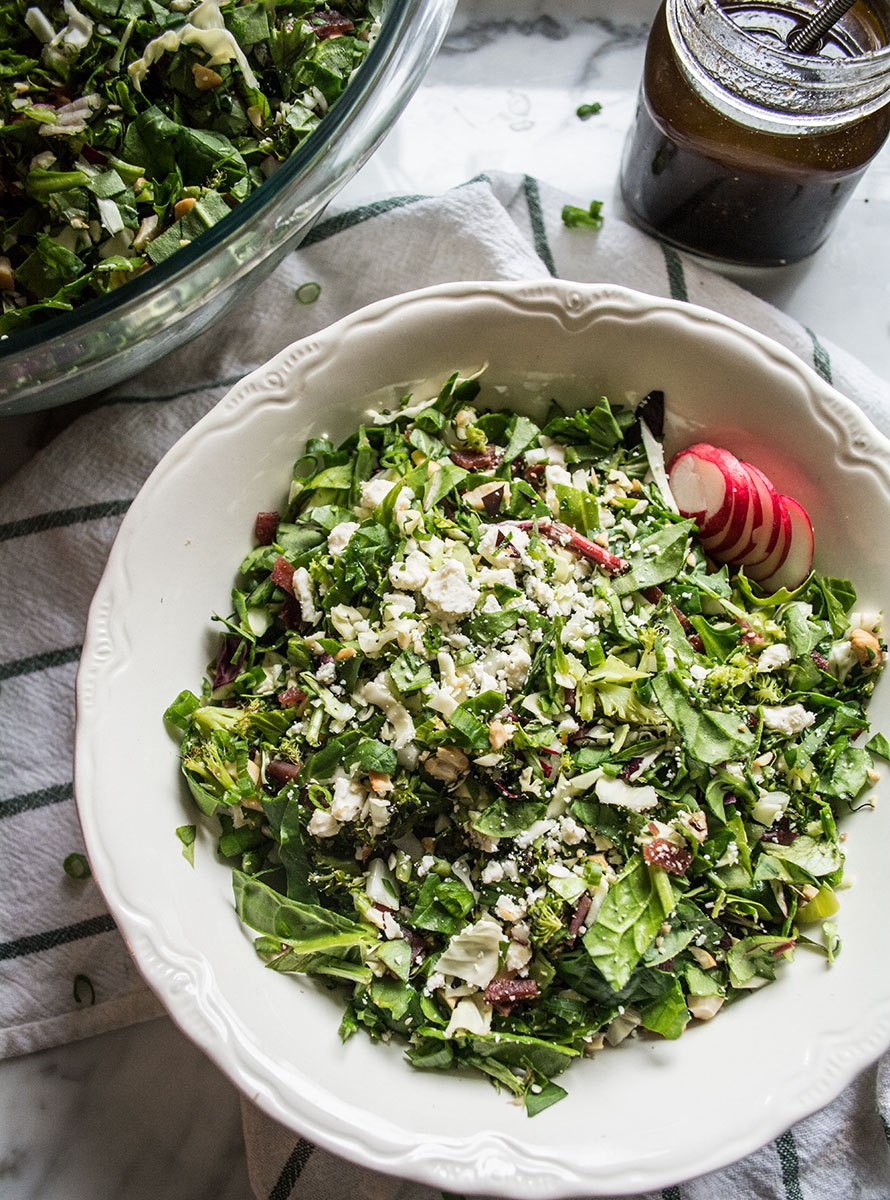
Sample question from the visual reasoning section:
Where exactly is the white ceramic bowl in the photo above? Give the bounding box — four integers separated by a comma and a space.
75, 281, 890, 1197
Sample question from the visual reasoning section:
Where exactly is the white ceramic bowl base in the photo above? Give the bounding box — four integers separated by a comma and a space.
76, 282, 890, 1197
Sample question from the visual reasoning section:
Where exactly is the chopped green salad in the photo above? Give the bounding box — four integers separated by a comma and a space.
165, 374, 886, 1114
0, 0, 378, 334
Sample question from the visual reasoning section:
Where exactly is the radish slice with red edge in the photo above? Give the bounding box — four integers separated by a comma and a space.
748, 495, 814, 592
733, 462, 782, 567
667, 444, 750, 538
701, 462, 761, 559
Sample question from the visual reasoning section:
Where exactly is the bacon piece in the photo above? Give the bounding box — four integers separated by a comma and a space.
450, 446, 500, 471
277, 686, 308, 708
760, 816, 798, 845
405, 928, 427, 964
484, 977, 539, 1005
568, 893, 592, 939
266, 760, 302, 788
280, 596, 303, 629
312, 11, 354, 38
212, 635, 247, 689
619, 757, 643, 783
643, 837, 693, 876
271, 555, 296, 595
514, 520, 629, 575
254, 510, 279, 545
811, 650, 830, 672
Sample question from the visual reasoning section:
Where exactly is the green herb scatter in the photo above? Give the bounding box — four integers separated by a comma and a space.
576, 102, 602, 120
0, 0, 378, 334
165, 374, 885, 1112
562, 200, 604, 230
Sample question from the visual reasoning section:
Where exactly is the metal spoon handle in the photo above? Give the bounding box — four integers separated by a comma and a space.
786, 0, 858, 54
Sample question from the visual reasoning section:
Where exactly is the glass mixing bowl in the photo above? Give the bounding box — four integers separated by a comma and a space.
0, 0, 456, 416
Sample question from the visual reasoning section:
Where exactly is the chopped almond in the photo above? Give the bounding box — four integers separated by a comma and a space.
192, 63, 223, 90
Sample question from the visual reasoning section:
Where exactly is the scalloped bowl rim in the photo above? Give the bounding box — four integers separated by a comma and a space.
75, 280, 890, 1197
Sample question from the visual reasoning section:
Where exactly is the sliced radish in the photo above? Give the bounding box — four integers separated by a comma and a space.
667, 444, 750, 537
734, 463, 782, 567
667, 447, 726, 528
703, 468, 761, 560
746, 505, 791, 583
749, 496, 814, 593
669, 440, 814, 593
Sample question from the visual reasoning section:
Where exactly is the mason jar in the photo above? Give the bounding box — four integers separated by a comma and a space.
619, 0, 890, 266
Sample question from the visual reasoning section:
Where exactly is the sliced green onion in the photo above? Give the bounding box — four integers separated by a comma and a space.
73, 974, 96, 1005
295, 281, 321, 304
63, 852, 91, 880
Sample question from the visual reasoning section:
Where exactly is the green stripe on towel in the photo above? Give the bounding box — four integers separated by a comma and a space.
303, 193, 429, 248
268, 1139, 315, 1200
0, 644, 82, 682
0, 500, 131, 542
0, 782, 73, 821
805, 326, 833, 385
523, 175, 557, 277
0, 914, 116, 961
776, 1130, 804, 1200
661, 244, 689, 302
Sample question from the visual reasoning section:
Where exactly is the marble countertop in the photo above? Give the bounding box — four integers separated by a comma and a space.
3, 1, 890, 1196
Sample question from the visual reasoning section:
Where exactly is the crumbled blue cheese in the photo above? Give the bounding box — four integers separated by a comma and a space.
329, 770, 365, 823
480, 860, 505, 885
422, 560, 479, 620
292, 566, 319, 625
757, 643, 791, 673
307, 809, 341, 838
827, 639, 858, 683
389, 550, 429, 590
760, 704, 815, 737
494, 894, 527, 922
505, 939, 532, 973
359, 476, 397, 510
559, 816, 587, 845
327, 521, 359, 557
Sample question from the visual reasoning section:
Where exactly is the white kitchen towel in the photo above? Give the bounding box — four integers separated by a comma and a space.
1, 171, 889, 1198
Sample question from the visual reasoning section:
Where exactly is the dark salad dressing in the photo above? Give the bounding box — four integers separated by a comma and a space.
620, 1, 890, 265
